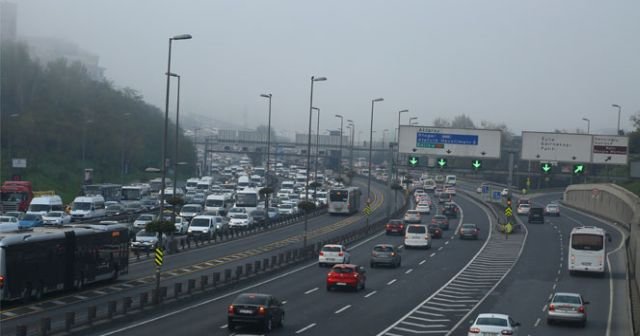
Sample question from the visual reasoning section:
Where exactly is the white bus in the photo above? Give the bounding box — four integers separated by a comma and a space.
121, 184, 150, 203
327, 187, 361, 215
235, 188, 260, 213
568, 226, 608, 275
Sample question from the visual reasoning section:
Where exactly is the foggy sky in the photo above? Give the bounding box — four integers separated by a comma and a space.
16, 0, 640, 138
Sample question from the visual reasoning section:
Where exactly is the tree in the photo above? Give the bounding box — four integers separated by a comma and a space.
298, 200, 316, 213
433, 117, 450, 127
451, 114, 475, 129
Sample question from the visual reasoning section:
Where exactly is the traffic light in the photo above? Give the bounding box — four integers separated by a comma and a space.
540, 163, 552, 174
471, 160, 482, 170
573, 164, 585, 175
437, 158, 447, 168
408, 156, 419, 167
506, 197, 512, 207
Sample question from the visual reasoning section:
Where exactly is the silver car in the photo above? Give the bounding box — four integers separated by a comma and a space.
370, 244, 401, 268
547, 292, 588, 327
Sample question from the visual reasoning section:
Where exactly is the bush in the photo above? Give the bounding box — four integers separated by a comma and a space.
145, 220, 176, 235
298, 200, 316, 212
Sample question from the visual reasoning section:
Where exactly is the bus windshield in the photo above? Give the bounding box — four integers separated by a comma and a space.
122, 188, 142, 200
236, 193, 257, 207
73, 202, 92, 211
571, 234, 603, 251
329, 190, 348, 202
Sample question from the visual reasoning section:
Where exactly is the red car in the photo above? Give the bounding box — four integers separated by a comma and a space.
326, 264, 366, 291
385, 219, 405, 235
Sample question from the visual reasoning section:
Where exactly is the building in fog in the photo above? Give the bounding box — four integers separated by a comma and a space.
25, 36, 105, 81
0, 1, 17, 42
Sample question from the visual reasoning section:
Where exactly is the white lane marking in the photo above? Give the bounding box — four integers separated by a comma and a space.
557, 269, 561, 275
438, 246, 444, 251
445, 241, 449, 245
542, 304, 548, 312
98, 220, 393, 336
430, 253, 436, 257
548, 293, 553, 300
534, 317, 541, 327
419, 259, 427, 265
74, 295, 88, 300
304, 287, 318, 295
405, 269, 413, 274
552, 283, 557, 291
220, 324, 227, 329
282, 300, 287, 304
365, 290, 377, 298
296, 323, 317, 334
399, 245, 404, 249
335, 305, 351, 314
387, 279, 397, 285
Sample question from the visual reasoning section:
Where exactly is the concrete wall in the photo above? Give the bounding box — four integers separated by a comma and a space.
564, 183, 639, 334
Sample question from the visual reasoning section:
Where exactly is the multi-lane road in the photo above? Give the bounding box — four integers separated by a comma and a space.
1, 180, 632, 336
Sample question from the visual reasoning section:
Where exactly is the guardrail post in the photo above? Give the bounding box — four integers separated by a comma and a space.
225, 269, 232, 283
40, 317, 51, 336
271, 255, 277, 269
87, 305, 97, 323
151, 289, 159, 305
213, 272, 220, 287
279, 253, 284, 266
263, 258, 269, 271
235, 265, 243, 281
65, 311, 75, 331
201, 275, 208, 290
245, 263, 252, 276
123, 297, 132, 314
188, 278, 196, 294
160, 286, 167, 300
139, 292, 148, 309
16, 326, 27, 336
174, 282, 182, 298
107, 300, 117, 319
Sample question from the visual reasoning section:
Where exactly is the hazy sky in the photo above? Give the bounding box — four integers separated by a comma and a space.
16, 0, 640, 138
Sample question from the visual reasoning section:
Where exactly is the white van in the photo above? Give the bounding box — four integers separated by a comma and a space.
27, 195, 64, 216
445, 175, 457, 186
71, 195, 106, 220
205, 193, 233, 213
237, 175, 250, 190
185, 178, 200, 192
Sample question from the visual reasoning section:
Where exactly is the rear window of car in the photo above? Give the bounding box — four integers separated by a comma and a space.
374, 246, 393, 252
434, 215, 446, 221
553, 295, 581, 304
331, 266, 354, 273
233, 294, 269, 305
389, 220, 403, 225
428, 224, 439, 229
477, 317, 508, 326
407, 225, 426, 234
322, 246, 342, 252
406, 210, 419, 215
462, 224, 476, 229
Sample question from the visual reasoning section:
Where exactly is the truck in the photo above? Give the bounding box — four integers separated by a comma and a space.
0, 181, 34, 212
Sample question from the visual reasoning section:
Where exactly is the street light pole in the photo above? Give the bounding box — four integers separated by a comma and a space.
347, 119, 355, 172
167, 72, 181, 227
260, 93, 272, 226
409, 117, 417, 125
157, 33, 191, 294
304, 76, 326, 248
396, 109, 408, 181
368, 98, 384, 222
582, 117, 590, 134
312, 107, 320, 199
335, 114, 344, 178
612, 104, 622, 135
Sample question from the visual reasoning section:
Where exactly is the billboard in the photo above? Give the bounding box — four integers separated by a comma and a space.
521, 132, 592, 162
398, 126, 502, 159
591, 135, 628, 165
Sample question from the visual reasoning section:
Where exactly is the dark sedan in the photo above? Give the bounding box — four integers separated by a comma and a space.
431, 215, 450, 230
458, 223, 480, 240
227, 293, 284, 332
385, 219, 405, 235
370, 244, 401, 268
427, 224, 443, 239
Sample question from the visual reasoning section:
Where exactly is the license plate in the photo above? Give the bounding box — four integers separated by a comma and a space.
582, 262, 592, 266
239, 309, 253, 314
327, 258, 335, 261
336, 282, 347, 286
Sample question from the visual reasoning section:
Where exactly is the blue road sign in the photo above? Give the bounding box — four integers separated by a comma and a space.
492, 191, 502, 201
482, 185, 489, 194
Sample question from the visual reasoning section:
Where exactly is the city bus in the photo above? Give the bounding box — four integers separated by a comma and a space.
568, 226, 609, 275
328, 187, 361, 215
235, 188, 260, 213
82, 183, 122, 202
0, 224, 129, 301
121, 184, 151, 203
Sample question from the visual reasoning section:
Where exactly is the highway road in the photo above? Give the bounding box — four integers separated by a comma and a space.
0, 178, 400, 334
448, 191, 630, 336
89, 191, 495, 335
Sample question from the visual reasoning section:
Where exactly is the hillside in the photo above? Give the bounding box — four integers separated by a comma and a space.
0, 41, 196, 202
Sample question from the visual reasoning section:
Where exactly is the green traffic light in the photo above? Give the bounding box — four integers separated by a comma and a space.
472, 160, 482, 170
408, 156, 419, 167
540, 163, 552, 174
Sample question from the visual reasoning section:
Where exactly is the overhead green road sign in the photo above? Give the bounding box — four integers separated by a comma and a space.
472, 160, 482, 170
573, 164, 585, 175
437, 158, 447, 168
408, 156, 419, 167
540, 163, 552, 174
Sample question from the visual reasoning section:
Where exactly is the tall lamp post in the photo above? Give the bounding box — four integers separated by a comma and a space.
335, 114, 344, 177
396, 109, 408, 181
167, 72, 181, 226
157, 33, 191, 293
367, 98, 384, 220
312, 106, 321, 199
582, 117, 590, 134
260, 93, 273, 225
612, 104, 622, 135
347, 119, 355, 172
304, 76, 327, 248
